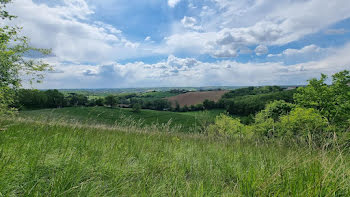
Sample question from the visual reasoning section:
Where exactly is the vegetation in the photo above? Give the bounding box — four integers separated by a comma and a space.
1, 118, 350, 196
1, 1, 350, 195
0, 0, 50, 115
219, 87, 296, 116
18, 107, 224, 132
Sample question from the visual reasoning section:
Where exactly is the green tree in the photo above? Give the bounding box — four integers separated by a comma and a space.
175, 101, 180, 112
256, 100, 295, 122
104, 95, 118, 108
203, 99, 216, 110
294, 70, 350, 125
0, 0, 50, 115
182, 105, 189, 112
132, 103, 141, 113
45, 89, 65, 108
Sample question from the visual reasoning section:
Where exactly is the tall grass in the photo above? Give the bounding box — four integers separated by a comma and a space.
1, 118, 350, 196
18, 107, 223, 132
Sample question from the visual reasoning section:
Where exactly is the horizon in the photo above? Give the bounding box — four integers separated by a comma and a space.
5, 0, 350, 88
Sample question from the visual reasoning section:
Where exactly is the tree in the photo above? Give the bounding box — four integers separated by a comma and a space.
203, 99, 216, 110
294, 70, 350, 125
45, 89, 65, 108
175, 101, 180, 112
95, 98, 104, 106
0, 0, 50, 115
256, 100, 295, 122
104, 95, 118, 108
132, 103, 141, 113
182, 105, 189, 112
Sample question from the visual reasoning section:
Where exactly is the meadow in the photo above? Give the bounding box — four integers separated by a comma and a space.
19, 107, 225, 132
0, 117, 349, 196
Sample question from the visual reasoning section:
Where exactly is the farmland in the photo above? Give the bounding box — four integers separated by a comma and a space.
166, 90, 229, 107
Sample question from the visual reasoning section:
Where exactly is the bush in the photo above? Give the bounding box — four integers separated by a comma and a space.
257, 100, 295, 122
208, 114, 250, 138
277, 107, 329, 141
132, 103, 141, 113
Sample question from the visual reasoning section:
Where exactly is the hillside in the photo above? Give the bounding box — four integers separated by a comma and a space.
1, 117, 349, 196
166, 90, 229, 107
19, 107, 225, 132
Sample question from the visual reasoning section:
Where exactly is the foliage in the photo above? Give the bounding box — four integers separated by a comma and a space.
222, 86, 283, 98
208, 114, 249, 138
0, 86, 15, 115
278, 107, 329, 142
0, 0, 50, 114
221, 89, 296, 116
256, 100, 295, 122
203, 99, 216, 110
104, 95, 118, 107
294, 70, 350, 126
132, 103, 141, 113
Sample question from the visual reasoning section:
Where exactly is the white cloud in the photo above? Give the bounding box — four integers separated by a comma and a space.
213, 48, 237, 58
164, 0, 350, 58
283, 45, 321, 56
324, 28, 349, 35
168, 0, 181, 8
267, 45, 331, 64
255, 45, 268, 56
181, 16, 202, 30
144, 36, 151, 41
31, 42, 350, 88
6, 0, 141, 63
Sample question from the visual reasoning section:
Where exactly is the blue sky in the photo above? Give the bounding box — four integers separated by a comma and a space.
6, 0, 350, 88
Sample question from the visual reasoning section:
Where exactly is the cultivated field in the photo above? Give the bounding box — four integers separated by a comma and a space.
166, 90, 229, 107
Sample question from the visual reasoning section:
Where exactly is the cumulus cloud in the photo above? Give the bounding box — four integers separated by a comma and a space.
213, 48, 237, 58
181, 16, 202, 30
6, 0, 141, 63
164, 0, 350, 58
31, 42, 350, 89
168, 0, 181, 8
255, 45, 268, 56
267, 44, 332, 64
283, 45, 322, 56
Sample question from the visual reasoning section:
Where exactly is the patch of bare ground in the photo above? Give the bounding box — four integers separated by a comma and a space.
166, 90, 229, 107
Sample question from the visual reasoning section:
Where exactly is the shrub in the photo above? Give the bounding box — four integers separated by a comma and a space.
277, 107, 328, 141
132, 103, 141, 113
208, 114, 249, 138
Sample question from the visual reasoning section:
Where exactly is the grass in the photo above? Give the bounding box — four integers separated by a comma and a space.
18, 107, 224, 132
0, 118, 349, 196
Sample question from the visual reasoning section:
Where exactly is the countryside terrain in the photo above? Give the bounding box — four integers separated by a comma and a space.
1, 79, 350, 195
1, 0, 350, 196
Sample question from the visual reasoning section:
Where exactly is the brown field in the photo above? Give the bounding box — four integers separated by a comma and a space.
166, 90, 229, 107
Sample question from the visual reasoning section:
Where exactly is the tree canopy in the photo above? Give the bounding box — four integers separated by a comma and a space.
0, 0, 50, 115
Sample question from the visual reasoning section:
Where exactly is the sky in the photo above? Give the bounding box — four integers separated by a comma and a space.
5, 0, 350, 88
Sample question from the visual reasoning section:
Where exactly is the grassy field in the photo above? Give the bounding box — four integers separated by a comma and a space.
19, 107, 225, 132
0, 118, 349, 196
